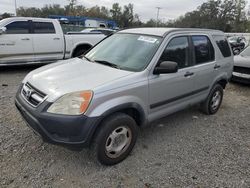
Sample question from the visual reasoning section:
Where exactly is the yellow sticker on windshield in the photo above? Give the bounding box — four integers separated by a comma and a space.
138, 36, 158, 43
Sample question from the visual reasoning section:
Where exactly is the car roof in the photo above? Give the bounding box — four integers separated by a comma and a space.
118, 27, 224, 37
2, 17, 57, 22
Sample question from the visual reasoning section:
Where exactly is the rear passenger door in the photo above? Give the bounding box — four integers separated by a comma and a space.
32, 21, 64, 62
213, 35, 233, 78
190, 35, 216, 92
0, 20, 34, 64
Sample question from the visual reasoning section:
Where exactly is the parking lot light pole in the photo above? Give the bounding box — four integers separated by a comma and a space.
156, 7, 162, 27
14, 0, 17, 16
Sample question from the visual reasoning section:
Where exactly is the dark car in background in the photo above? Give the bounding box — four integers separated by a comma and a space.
228, 36, 247, 55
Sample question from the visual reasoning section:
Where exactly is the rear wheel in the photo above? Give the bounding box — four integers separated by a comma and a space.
91, 113, 138, 165
73, 46, 91, 57
200, 84, 223, 115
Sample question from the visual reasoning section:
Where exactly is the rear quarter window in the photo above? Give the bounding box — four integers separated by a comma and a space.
213, 35, 232, 57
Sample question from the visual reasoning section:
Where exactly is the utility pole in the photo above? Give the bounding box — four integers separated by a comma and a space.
14, 0, 17, 16
156, 7, 162, 27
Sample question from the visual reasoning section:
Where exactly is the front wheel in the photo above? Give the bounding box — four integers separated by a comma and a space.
200, 84, 223, 115
91, 113, 138, 165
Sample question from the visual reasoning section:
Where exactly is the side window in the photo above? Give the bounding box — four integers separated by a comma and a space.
99, 24, 106, 28
33, 22, 55, 34
105, 31, 114, 36
5, 21, 30, 34
90, 30, 102, 34
192, 36, 215, 64
159, 36, 190, 69
213, 35, 231, 57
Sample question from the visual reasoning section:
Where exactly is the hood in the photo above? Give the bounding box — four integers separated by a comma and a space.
234, 55, 250, 68
23, 58, 133, 102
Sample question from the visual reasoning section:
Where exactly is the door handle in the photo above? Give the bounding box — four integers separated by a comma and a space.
53, 37, 60, 40
184, 71, 194, 77
21, 38, 30, 41
214, 64, 221, 70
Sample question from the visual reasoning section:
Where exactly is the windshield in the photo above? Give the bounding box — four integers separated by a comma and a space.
85, 33, 162, 72
240, 46, 250, 56
228, 37, 237, 42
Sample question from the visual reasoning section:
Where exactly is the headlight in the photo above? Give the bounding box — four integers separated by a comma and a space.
47, 90, 93, 115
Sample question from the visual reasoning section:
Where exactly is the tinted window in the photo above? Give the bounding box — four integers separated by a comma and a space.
159, 37, 190, 69
99, 24, 106, 28
33, 22, 55, 34
6, 21, 30, 34
90, 30, 102, 34
102, 30, 114, 36
214, 36, 231, 57
192, 36, 214, 64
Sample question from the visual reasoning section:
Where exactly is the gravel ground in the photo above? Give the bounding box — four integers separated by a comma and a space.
0, 66, 250, 188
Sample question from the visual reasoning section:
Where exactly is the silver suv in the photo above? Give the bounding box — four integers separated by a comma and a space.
15, 28, 233, 165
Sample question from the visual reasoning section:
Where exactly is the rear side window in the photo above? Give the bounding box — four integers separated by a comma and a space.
159, 36, 190, 69
33, 22, 55, 34
214, 36, 231, 57
192, 36, 215, 64
5, 21, 30, 34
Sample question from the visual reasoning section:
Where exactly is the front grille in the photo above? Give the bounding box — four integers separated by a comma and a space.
21, 82, 47, 107
234, 66, 250, 74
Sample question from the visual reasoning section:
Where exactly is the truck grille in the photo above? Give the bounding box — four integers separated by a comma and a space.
21, 82, 47, 107
234, 66, 250, 75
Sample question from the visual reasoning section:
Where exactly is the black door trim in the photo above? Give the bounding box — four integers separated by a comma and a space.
150, 86, 209, 109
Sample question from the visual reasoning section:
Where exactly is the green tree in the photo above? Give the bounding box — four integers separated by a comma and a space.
132, 14, 143, 27
67, 0, 77, 15
16, 2, 141, 28
74, 5, 87, 16
121, 3, 134, 28
233, 0, 247, 32
40, 4, 66, 17
17, 7, 42, 17
168, 0, 248, 32
110, 3, 122, 25
1, 13, 13, 19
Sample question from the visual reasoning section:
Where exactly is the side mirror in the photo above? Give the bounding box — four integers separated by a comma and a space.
153, 61, 178, 74
0, 27, 6, 34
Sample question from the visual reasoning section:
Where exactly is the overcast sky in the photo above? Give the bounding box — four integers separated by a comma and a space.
0, 0, 217, 21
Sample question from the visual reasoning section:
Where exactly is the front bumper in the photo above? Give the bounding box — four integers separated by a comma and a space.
15, 86, 102, 148
232, 72, 250, 84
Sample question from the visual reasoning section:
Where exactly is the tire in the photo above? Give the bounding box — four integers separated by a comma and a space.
91, 113, 138, 166
200, 84, 223, 115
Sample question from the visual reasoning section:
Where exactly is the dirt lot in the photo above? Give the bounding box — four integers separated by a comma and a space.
0, 66, 249, 188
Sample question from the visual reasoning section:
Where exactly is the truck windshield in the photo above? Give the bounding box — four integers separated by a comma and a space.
85, 33, 162, 72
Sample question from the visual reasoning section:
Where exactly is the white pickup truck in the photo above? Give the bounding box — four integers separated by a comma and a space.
0, 17, 106, 66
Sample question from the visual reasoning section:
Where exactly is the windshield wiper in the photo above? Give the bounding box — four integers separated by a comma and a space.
94, 60, 121, 69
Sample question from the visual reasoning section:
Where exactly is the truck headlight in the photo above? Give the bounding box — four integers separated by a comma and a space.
47, 91, 93, 115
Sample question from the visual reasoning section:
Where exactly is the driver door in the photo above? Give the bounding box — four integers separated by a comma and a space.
148, 36, 196, 119
0, 20, 34, 65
